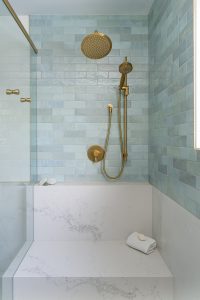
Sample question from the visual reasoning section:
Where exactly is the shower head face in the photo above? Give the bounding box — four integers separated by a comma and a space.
81, 31, 112, 59
119, 61, 133, 75
119, 58, 133, 89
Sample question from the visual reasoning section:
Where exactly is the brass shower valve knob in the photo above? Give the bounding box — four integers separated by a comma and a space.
87, 145, 105, 163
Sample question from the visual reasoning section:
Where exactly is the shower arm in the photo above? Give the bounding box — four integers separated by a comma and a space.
120, 73, 129, 162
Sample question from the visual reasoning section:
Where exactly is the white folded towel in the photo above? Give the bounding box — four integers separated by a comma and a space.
126, 232, 156, 255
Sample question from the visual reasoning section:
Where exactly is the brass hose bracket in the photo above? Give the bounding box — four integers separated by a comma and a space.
108, 103, 113, 113
121, 85, 129, 96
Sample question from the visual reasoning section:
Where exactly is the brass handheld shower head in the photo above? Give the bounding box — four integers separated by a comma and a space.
119, 57, 133, 89
119, 60, 133, 74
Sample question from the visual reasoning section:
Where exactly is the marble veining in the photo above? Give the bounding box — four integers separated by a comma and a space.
13, 242, 173, 299
14, 241, 172, 278
65, 214, 102, 240
34, 206, 102, 240
34, 185, 152, 241
13, 276, 173, 300
62, 278, 162, 299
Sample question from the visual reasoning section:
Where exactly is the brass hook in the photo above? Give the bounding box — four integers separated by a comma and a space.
20, 97, 31, 103
6, 89, 20, 95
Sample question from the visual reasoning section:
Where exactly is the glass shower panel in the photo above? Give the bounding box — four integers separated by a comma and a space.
0, 1, 37, 299
0, 184, 34, 300
0, 3, 31, 182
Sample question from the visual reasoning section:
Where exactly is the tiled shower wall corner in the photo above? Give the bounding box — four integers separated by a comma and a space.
149, 0, 200, 218
30, 15, 149, 182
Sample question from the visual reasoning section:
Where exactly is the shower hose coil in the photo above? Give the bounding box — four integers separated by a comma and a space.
101, 90, 125, 180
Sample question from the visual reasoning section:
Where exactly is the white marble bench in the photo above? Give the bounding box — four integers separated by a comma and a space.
4, 184, 173, 299
13, 241, 173, 300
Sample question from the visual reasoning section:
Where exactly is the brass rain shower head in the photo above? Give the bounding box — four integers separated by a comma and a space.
81, 31, 112, 59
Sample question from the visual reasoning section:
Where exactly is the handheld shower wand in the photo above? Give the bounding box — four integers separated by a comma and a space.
87, 56, 133, 180
101, 57, 133, 179
119, 57, 133, 161
119, 57, 133, 90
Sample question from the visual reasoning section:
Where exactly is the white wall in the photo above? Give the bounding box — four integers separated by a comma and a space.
152, 187, 200, 300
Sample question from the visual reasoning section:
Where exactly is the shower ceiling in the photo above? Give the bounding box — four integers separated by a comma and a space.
10, 0, 154, 15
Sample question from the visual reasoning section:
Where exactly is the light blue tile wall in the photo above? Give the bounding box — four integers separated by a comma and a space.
149, 0, 200, 218
30, 15, 149, 182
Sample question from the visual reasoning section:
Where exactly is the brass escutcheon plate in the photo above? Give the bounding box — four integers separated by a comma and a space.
87, 145, 105, 163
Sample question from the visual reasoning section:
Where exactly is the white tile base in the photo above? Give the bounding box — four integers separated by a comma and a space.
34, 184, 152, 241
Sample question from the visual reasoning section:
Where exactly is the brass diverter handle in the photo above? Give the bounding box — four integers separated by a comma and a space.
6, 89, 20, 95
20, 97, 32, 103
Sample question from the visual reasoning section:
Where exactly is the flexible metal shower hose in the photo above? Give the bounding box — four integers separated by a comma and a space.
101, 90, 125, 180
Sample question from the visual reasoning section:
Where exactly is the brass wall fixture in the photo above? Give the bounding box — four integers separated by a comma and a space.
6, 89, 20, 95
87, 145, 105, 163
119, 57, 133, 162
80, 29, 132, 179
86, 56, 133, 180
20, 97, 31, 103
81, 31, 112, 59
